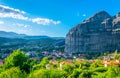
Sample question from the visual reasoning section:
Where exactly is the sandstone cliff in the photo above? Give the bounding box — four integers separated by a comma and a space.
65, 11, 120, 53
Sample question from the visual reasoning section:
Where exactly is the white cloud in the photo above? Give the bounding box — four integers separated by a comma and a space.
0, 21, 4, 24
0, 5, 25, 14
13, 23, 29, 28
0, 5, 28, 20
82, 14, 86, 17
32, 18, 61, 25
0, 13, 28, 20
0, 5, 61, 25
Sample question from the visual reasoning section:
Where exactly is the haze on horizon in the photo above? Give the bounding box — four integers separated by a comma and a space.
0, 0, 120, 37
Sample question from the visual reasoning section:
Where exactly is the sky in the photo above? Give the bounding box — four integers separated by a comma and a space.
0, 0, 120, 37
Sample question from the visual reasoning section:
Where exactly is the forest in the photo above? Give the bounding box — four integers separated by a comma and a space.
0, 49, 120, 78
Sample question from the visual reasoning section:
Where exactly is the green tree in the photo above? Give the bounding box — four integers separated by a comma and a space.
0, 67, 26, 78
105, 66, 120, 78
68, 69, 82, 78
28, 69, 64, 78
90, 60, 102, 69
114, 50, 120, 60
32, 57, 49, 70
79, 70, 92, 78
4, 49, 30, 73
62, 64, 75, 76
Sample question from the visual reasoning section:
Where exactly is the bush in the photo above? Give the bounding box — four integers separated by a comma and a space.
79, 70, 92, 78
3, 49, 31, 73
105, 66, 120, 78
28, 69, 64, 78
0, 67, 27, 78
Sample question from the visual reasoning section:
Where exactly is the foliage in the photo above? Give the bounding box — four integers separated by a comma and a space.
4, 49, 28, 68
105, 66, 120, 78
0, 67, 27, 78
3, 49, 31, 73
28, 69, 64, 78
0, 50, 120, 78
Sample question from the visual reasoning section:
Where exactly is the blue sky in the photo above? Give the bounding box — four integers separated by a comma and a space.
0, 0, 120, 37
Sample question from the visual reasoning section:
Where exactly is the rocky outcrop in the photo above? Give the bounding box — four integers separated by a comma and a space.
65, 11, 120, 53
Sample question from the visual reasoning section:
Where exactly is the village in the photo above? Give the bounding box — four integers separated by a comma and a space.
0, 48, 120, 70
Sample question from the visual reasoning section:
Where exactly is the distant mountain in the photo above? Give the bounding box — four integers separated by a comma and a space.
0, 31, 26, 38
0, 31, 65, 40
0, 31, 65, 52
52, 37, 65, 40
0, 37, 65, 53
23, 36, 50, 39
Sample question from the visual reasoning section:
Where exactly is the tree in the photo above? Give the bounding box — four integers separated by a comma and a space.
62, 64, 75, 75
114, 50, 120, 60
0, 67, 26, 78
105, 66, 120, 78
40, 57, 49, 68
32, 57, 49, 70
28, 69, 63, 78
68, 69, 82, 78
79, 70, 92, 78
90, 60, 102, 69
4, 49, 30, 73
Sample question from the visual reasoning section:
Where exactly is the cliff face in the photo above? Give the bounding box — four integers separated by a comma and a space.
65, 11, 120, 53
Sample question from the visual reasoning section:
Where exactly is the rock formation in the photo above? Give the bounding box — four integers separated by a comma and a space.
65, 11, 120, 53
